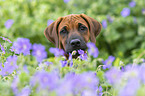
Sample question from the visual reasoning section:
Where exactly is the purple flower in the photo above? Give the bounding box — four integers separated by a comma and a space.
121, 8, 130, 17
44, 61, 53, 66
119, 79, 140, 96
49, 47, 64, 57
78, 49, 88, 60
129, 1, 136, 7
87, 42, 99, 58
60, 60, 67, 67
123, 64, 140, 80
121, 66, 125, 71
4, 19, 14, 29
0, 43, 5, 54
139, 64, 145, 84
47, 19, 54, 26
102, 56, 115, 69
32, 43, 47, 62
107, 15, 114, 23
17, 86, 31, 96
105, 67, 122, 85
0, 55, 18, 76
102, 20, 107, 29
12, 38, 32, 55
11, 76, 19, 95
64, 72, 98, 93
30, 70, 59, 91
82, 90, 96, 96
142, 8, 145, 15
98, 86, 103, 96
74, 72, 99, 91
56, 78, 73, 96
23, 65, 29, 73
0, 36, 12, 43
64, 0, 70, 3
69, 53, 73, 67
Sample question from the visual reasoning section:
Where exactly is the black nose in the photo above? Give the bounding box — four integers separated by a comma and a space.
70, 39, 81, 47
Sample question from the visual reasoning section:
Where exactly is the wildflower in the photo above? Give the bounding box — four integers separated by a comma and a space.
74, 72, 99, 91
56, 78, 73, 96
60, 60, 67, 67
105, 67, 122, 85
47, 19, 54, 26
121, 8, 130, 17
129, 1, 136, 7
139, 64, 145, 84
0, 36, 12, 43
64, 0, 70, 3
18, 86, 31, 96
119, 79, 140, 96
32, 44, 47, 62
4, 19, 14, 29
142, 8, 145, 15
102, 56, 115, 69
11, 76, 19, 95
30, 70, 59, 90
69, 53, 73, 67
49, 47, 64, 57
78, 49, 88, 60
107, 15, 114, 23
98, 86, 103, 96
12, 38, 32, 55
63, 72, 98, 94
23, 65, 29, 73
123, 64, 140, 80
87, 42, 99, 58
44, 61, 53, 66
82, 90, 96, 96
0, 55, 18, 76
102, 20, 107, 29
0, 43, 5, 54
38, 62, 52, 70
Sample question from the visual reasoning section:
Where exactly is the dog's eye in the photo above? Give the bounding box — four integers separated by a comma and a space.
80, 26, 87, 31
78, 23, 87, 31
60, 29, 67, 34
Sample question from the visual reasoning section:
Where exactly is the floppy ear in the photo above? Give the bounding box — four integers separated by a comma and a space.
80, 14, 102, 44
44, 17, 63, 48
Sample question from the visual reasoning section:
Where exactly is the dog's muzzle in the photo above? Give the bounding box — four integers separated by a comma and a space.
65, 37, 87, 55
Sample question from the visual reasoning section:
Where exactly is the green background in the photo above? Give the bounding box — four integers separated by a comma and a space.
0, 0, 145, 62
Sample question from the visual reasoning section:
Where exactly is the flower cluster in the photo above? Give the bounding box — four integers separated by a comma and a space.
0, 55, 18, 76
32, 44, 47, 62
11, 38, 32, 55
102, 56, 115, 69
105, 63, 145, 96
29, 71, 100, 96
4, 19, 14, 29
87, 42, 99, 58
49, 47, 64, 57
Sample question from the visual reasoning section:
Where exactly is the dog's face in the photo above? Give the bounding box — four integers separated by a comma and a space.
58, 15, 89, 54
44, 14, 102, 58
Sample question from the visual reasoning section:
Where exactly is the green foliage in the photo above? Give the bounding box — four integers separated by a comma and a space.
0, 0, 145, 60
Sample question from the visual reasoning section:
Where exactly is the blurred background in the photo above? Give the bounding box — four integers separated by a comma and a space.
0, 0, 145, 62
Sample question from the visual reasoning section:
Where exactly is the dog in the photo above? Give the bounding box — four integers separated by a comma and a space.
44, 14, 102, 59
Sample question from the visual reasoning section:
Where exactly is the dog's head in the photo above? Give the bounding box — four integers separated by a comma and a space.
44, 14, 102, 58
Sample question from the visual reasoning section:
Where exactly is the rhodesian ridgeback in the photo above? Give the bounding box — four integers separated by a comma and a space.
44, 14, 102, 58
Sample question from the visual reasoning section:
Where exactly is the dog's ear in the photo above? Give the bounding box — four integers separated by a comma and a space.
80, 14, 102, 44
44, 17, 63, 48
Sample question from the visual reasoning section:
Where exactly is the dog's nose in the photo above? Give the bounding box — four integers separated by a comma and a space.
70, 39, 81, 47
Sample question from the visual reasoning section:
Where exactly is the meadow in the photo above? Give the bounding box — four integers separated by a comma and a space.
0, 0, 145, 96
